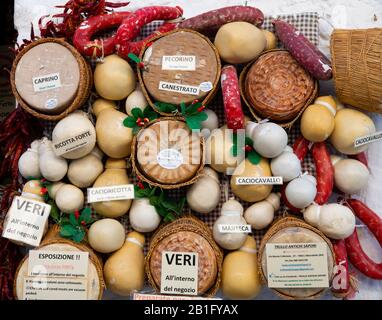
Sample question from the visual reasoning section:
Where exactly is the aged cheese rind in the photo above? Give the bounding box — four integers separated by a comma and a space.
15, 43, 80, 114
149, 231, 217, 294
136, 120, 202, 184
142, 31, 218, 105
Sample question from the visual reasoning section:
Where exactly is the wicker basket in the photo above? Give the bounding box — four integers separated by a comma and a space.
257, 216, 334, 300
330, 28, 382, 113
10, 38, 93, 121
239, 49, 318, 129
145, 215, 223, 297
137, 29, 221, 116
131, 117, 205, 189
13, 225, 104, 300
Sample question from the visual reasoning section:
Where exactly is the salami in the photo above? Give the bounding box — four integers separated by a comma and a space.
311, 142, 334, 205
280, 184, 301, 213
273, 19, 332, 80
331, 240, 351, 296
115, 6, 183, 58
349, 152, 369, 168
221, 65, 244, 131
179, 6, 264, 34
73, 12, 131, 58
292, 135, 309, 161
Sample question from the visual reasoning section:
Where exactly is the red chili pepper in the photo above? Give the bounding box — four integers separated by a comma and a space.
197, 105, 206, 112
138, 62, 145, 69
81, 221, 86, 226
143, 117, 149, 123
137, 181, 145, 190
192, 99, 199, 104
244, 145, 253, 152
74, 210, 80, 220
136, 117, 142, 124
40, 187, 48, 195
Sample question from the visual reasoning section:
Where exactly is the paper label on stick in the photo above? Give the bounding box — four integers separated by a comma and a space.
2, 196, 51, 247
162, 55, 196, 71
133, 293, 221, 300
32, 72, 61, 92
22, 277, 88, 300
158, 81, 200, 96
160, 251, 198, 296
354, 131, 382, 147
87, 184, 134, 203
218, 224, 252, 233
53, 130, 93, 156
27, 250, 89, 278
266, 243, 329, 288
235, 176, 283, 185
157, 149, 183, 169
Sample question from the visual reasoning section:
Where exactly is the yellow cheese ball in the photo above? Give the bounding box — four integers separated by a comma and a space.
94, 54, 136, 100
262, 30, 277, 50
214, 22, 266, 64
301, 104, 335, 142
330, 108, 376, 155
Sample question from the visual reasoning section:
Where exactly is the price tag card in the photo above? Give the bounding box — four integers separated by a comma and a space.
28, 250, 89, 278
87, 184, 134, 203
160, 252, 198, 296
2, 196, 51, 247
266, 243, 329, 288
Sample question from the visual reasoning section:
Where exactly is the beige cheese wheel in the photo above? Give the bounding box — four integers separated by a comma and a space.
136, 120, 202, 184
149, 231, 217, 295
15, 42, 80, 114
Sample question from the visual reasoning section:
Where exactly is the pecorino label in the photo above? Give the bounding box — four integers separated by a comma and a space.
162, 55, 196, 71
87, 184, 135, 203
158, 81, 200, 96
32, 72, 61, 92
53, 130, 93, 156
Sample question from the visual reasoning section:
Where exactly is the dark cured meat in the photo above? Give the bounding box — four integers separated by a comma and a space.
292, 135, 309, 161
331, 240, 351, 296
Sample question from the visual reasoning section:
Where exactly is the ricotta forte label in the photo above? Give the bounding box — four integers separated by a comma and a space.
53, 130, 93, 156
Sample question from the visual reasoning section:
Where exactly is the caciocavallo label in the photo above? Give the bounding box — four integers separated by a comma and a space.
158, 81, 200, 96
354, 130, 382, 147
32, 72, 61, 92
218, 224, 252, 233
53, 130, 93, 156
87, 184, 135, 203
235, 176, 283, 185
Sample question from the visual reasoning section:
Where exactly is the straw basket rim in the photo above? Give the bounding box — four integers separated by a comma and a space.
10, 37, 92, 122
137, 28, 221, 116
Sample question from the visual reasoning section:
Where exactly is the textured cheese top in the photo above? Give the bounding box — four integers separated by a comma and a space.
15, 42, 80, 114
149, 231, 217, 294
136, 120, 202, 184
245, 51, 315, 122
142, 31, 218, 105
260, 226, 334, 298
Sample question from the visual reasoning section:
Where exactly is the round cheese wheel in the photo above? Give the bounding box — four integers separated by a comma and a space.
136, 120, 202, 184
14, 42, 80, 114
149, 231, 217, 294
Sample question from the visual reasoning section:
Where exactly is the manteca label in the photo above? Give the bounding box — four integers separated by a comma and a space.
32, 72, 61, 92
354, 131, 382, 147
217, 224, 252, 233
53, 130, 93, 156
158, 81, 200, 96
235, 176, 283, 185
162, 55, 196, 71
87, 184, 134, 203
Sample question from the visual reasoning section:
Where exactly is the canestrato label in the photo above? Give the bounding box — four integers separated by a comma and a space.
157, 149, 183, 169
162, 55, 196, 71
32, 72, 61, 92
87, 184, 135, 203
53, 130, 93, 156
158, 81, 200, 96
354, 131, 382, 147
2, 196, 51, 247
235, 176, 283, 185
161, 252, 198, 296
217, 224, 252, 233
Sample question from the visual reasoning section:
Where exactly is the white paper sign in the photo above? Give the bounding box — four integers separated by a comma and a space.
266, 243, 329, 288
354, 130, 382, 147
161, 252, 198, 296
158, 81, 200, 96
2, 196, 51, 247
157, 149, 184, 169
235, 176, 283, 185
133, 293, 221, 300
23, 277, 88, 300
218, 224, 252, 233
162, 55, 196, 71
53, 130, 93, 156
87, 184, 134, 203
32, 72, 61, 92
28, 250, 89, 278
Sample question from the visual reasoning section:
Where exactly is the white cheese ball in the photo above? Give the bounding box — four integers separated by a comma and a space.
285, 175, 317, 209
125, 88, 148, 115
318, 204, 356, 239
334, 159, 369, 194
187, 176, 220, 214
247, 122, 288, 158
271, 146, 301, 182
303, 204, 321, 227
55, 184, 84, 213
129, 198, 161, 233
244, 201, 274, 230
201, 109, 219, 131
88, 219, 126, 253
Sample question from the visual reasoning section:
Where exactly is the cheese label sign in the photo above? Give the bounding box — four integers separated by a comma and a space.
133, 293, 221, 300
32, 72, 61, 92
27, 250, 89, 278
158, 81, 200, 96
236, 176, 283, 185
53, 130, 93, 156
2, 196, 51, 247
162, 55, 196, 71
218, 224, 252, 233
266, 243, 329, 288
354, 130, 382, 147
160, 252, 198, 296
87, 184, 135, 203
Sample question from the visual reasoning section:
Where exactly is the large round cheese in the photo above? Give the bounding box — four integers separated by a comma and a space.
136, 120, 202, 184
149, 231, 217, 294
14, 42, 80, 114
